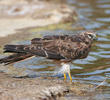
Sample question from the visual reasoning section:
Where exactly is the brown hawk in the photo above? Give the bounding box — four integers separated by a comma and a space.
0, 31, 97, 81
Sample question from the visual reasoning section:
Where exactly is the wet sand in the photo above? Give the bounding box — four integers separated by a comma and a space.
0, 72, 69, 100
0, 72, 99, 100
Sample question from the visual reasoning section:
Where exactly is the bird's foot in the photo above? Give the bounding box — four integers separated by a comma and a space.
63, 72, 72, 82
68, 72, 72, 82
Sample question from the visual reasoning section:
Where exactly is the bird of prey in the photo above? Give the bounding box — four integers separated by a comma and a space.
0, 31, 97, 81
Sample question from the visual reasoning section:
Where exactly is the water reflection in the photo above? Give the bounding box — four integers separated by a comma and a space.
68, 0, 110, 89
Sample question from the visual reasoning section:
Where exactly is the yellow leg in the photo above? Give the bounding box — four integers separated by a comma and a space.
64, 73, 66, 81
68, 72, 72, 82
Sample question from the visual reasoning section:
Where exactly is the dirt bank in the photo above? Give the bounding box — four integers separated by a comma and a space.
0, 0, 77, 37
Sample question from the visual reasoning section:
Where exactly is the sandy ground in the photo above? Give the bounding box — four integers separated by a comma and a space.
0, 72, 99, 100
0, 72, 69, 100
0, 0, 77, 37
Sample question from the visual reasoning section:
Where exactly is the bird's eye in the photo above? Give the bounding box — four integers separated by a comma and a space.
88, 34, 93, 39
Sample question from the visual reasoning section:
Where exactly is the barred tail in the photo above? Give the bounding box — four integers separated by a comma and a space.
4, 45, 29, 53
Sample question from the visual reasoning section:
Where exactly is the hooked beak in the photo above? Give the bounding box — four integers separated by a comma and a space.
93, 34, 98, 41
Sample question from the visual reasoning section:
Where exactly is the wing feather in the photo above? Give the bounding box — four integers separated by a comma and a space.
1, 32, 94, 65
29, 35, 91, 60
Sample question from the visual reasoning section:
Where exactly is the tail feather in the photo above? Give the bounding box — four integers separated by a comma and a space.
4, 45, 28, 53
0, 44, 34, 65
0, 53, 33, 65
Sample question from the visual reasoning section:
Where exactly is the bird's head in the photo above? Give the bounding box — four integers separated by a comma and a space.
83, 31, 97, 41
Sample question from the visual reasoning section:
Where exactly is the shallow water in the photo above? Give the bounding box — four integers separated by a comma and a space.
68, 0, 110, 99
67, 0, 110, 86
0, 0, 110, 99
